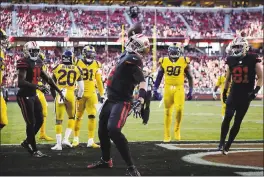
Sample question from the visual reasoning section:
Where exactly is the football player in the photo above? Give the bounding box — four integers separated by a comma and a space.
86, 33, 150, 176
17, 41, 64, 157
218, 37, 263, 155
51, 50, 84, 151
213, 69, 230, 120
72, 45, 104, 148
37, 52, 53, 141
153, 43, 194, 142
0, 29, 8, 130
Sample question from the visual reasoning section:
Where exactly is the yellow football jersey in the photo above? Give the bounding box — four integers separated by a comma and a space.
159, 56, 190, 86
0, 50, 5, 85
75, 59, 104, 96
216, 75, 230, 94
53, 64, 82, 91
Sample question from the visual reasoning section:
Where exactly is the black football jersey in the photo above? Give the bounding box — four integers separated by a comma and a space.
226, 53, 260, 97
17, 57, 43, 97
106, 52, 145, 102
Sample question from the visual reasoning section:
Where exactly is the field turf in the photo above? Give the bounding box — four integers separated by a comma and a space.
1, 100, 263, 144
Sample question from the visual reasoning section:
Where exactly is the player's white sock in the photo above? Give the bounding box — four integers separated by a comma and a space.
222, 116, 225, 120
56, 134, 62, 145
64, 128, 72, 141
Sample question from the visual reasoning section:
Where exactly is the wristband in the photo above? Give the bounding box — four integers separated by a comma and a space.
138, 88, 146, 98
254, 86, 261, 94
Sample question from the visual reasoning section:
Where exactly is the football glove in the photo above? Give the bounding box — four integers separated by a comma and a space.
132, 100, 142, 119
222, 89, 228, 103
213, 92, 217, 100
36, 85, 50, 94
99, 95, 105, 104
248, 86, 261, 101
186, 87, 193, 100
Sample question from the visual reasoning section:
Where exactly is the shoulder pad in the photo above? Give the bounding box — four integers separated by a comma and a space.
158, 57, 164, 64
95, 61, 102, 68
124, 53, 142, 67
16, 58, 29, 69
52, 64, 60, 71
184, 57, 190, 64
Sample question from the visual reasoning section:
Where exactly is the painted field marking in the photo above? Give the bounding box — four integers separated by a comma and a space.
181, 150, 263, 170
235, 171, 264, 176
156, 143, 263, 151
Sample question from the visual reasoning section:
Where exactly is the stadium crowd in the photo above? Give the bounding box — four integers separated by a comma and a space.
2, 47, 226, 93
1, 5, 263, 38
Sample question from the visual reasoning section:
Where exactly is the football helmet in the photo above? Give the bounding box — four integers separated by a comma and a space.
228, 37, 249, 57
125, 33, 150, 57
82, 45, 96, 63
128, 6, 140, 18
0, 29, 9, 49
23, 41, 40, 61
62, 50, 74, 64
168, 43, 183, 60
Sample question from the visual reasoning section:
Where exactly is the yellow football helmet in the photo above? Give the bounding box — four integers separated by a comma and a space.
82, 45, 96, 62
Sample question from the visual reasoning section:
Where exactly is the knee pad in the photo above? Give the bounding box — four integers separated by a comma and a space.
108, 128, 121, 139
88, 115, 96, 119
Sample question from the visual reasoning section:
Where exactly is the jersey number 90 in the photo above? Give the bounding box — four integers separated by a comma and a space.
58, 69, 77, 86
166, 66, 181, 76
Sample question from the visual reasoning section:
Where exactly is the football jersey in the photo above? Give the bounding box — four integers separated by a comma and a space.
75, 59, 104, 95
106, 52, 144, 102
52, 64, 82, 91
159, 56, 190, 86
0, 50, 5, 86
226, 53, 260, 96
16, 57, 44, 97
215, 75, 230, 94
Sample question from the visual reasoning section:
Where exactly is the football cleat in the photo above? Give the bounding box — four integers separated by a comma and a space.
51, 144, 62, 151
32, 150, 48, 158
163, 137, 171, 143
72, 139, 79, 147
217, 145, 223, 151
126, 166, 141, 176
87, 143, 100, 148
62, 139, 73, 148
87, 158, 113, 169
21, 140, 33, 154
39, 135, 54, 141
222, 150, 228, 155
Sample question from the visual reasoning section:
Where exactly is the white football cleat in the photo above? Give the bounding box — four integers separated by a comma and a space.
51, 144, 62, 151
62, 139, 73, 148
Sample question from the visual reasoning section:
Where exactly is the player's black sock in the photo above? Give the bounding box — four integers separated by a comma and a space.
225, 119, 243, 150
109, 131, 133, 167
219, 116, 232, 146
26, 125, 38, 152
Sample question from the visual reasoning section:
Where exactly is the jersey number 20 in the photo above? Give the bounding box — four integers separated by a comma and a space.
166, 66, 181, 76
58, 69, 77, 86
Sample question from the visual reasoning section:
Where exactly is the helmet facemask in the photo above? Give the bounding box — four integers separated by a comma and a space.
27, 49, 40, 61
125, 34, 150, 57
82, 46, 96, 63
231, 45, 244, 57
168, 46, 182, 60
229, 37, 249, 57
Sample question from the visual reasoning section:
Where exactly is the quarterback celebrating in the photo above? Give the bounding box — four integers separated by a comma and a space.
72, 45, 104, 148
154, 43, 194, 142
218, 37, 263, 155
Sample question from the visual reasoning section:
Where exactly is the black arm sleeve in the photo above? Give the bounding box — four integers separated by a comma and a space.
132, 66, 145, 84
17, 69, 37, 89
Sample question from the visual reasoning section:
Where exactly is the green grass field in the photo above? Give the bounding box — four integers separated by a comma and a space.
1, 101, 263, 144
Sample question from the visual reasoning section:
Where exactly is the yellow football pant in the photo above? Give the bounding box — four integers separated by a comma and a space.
0, 95, 8, 128
163, 85, 185, 141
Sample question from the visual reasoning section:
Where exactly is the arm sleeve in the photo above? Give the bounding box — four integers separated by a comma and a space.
154, 67, 164, 91
77, 80, 84, 98
132, 66, 145, 84
215, 77, 221, 87
16, 59, 29, 69
95, 70, 104, 96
